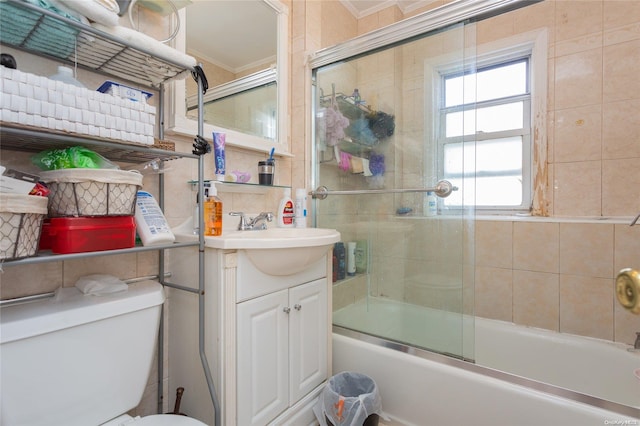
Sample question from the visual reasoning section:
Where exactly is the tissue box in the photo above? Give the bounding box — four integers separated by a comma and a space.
40, 216, 136, 254
97, 81, 153, 103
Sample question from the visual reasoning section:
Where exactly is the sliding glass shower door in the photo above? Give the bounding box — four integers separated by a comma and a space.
312, 22, 475, 360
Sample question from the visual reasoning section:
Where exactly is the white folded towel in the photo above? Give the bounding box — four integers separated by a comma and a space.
75, 274, 128, 295
58, 0, 120, 26
93, 23, 197, 69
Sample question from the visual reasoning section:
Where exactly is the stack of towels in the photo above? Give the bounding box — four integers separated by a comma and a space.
0, 0, 196, 69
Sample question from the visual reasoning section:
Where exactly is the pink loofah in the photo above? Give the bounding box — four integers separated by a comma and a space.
325, 104, 349, 147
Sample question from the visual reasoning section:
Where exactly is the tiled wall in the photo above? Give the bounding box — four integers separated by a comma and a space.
475, 219, 639, 344
308, 0, 640, 345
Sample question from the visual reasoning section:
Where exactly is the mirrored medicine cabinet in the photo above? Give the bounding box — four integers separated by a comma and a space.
166, 0, 289, 154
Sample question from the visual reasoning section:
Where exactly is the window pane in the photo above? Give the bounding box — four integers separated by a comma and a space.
444, 137, 522, 175
475, 61, 527, 103
444, 59, 527, 107
475, 137, 522, 173
444, 176, 523, 207
444, 75, 469, 107
443, 137, 523, 207
445, 102, 524, 137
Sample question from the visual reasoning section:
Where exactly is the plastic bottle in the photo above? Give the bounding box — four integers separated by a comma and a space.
355, 240, 368, 274
425, 191, 437, 217
277, 188, 294, 228
347, 242, 356, 276
49, 66, 85, 88
204, 184, 223, 236
134, 190, 175, 246
193, 191, 200, 235
294, 188, 307, 228
334, 242, 346, 280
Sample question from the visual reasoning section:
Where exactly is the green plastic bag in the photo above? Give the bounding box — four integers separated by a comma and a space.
32, 146, 118, 170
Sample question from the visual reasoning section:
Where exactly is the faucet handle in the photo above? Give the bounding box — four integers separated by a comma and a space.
260, 212, 274, 222
229, 212, 249, 230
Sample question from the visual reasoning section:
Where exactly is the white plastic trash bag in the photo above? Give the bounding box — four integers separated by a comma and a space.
314, 371, 382, 426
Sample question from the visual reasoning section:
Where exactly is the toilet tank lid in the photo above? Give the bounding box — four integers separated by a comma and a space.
0, 280, 165, 344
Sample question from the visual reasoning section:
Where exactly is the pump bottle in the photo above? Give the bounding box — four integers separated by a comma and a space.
204, 183, 223, 236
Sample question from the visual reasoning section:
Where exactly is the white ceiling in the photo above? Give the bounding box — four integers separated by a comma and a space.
184, 0, 435, 73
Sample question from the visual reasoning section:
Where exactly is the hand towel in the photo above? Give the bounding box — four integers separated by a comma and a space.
75, 274, 128, 295
58, 0, 120, 26
93, 23, 197, 69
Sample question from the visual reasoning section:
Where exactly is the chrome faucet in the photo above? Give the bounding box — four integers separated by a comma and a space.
229, 212, 274, 231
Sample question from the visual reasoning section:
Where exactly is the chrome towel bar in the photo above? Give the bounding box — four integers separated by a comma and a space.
310, 179, 457, 200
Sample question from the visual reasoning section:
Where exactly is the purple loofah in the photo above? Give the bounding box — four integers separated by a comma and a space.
368, 153, 385, 176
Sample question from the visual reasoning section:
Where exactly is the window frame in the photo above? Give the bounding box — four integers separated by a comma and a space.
437, 55, 533, 212
423, 29, 547, 216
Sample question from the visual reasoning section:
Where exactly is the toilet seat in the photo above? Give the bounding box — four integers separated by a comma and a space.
102, 414, 207, 426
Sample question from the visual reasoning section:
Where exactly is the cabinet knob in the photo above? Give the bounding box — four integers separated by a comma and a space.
283, 307, 291, 314
294, 304, 302, 311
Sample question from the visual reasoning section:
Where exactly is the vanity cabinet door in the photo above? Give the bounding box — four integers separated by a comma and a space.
237, 289, 289, 426
289, 278, 328, 405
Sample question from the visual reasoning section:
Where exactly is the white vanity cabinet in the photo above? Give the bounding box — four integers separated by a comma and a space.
237, 277, 327, 426
168, 242, 334, 426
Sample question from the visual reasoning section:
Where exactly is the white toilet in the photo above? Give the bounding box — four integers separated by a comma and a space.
0, 280, 208, 426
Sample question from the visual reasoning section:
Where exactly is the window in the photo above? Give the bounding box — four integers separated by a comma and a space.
437, 56, 532, 211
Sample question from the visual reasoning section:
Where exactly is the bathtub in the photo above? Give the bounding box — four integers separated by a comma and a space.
332, 297, 640, 425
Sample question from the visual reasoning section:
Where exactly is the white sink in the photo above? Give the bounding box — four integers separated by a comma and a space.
173, 222, 341, 275
203, 227, 340, 250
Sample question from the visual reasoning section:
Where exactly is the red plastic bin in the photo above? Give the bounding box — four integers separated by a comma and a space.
40, 216, 136, 254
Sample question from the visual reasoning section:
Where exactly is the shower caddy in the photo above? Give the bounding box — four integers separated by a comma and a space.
0, 0, 219, 423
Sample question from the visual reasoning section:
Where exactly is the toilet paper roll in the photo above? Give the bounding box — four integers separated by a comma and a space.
616, 268, 640, 314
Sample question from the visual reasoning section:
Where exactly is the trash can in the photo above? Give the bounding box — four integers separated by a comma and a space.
313, 371, 382, 426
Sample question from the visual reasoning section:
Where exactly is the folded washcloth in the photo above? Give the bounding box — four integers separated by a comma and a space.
339, 151, 352, 172
93, 23, 197, 69
58, 0, 120, 26
362, 158, 373, 177
75, 274, 128, 295
350, 156, 365, 174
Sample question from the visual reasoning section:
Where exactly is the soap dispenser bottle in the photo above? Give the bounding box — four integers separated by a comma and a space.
204, 183, 223, 236
277, 188, 294, 228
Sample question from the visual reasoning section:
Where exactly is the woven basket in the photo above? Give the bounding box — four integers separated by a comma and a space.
0, 193, 48, 260
40, 169, 143, 217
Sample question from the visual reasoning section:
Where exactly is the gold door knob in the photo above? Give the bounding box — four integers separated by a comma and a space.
616, 268, 640, 314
